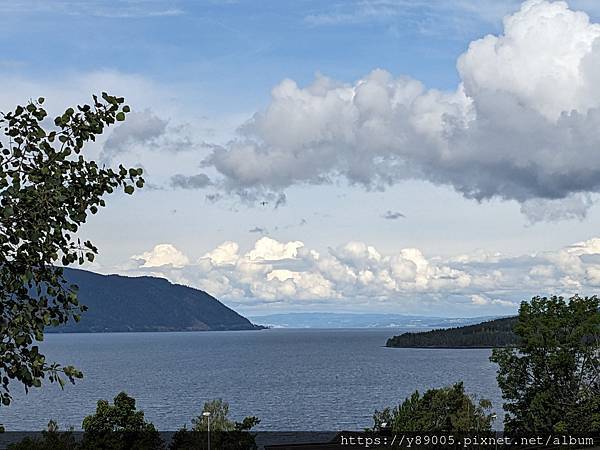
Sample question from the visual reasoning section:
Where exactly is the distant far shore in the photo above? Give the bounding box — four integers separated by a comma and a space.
386, 317, 519, 348
46, 325, 268, 334
385, 345, 502, 349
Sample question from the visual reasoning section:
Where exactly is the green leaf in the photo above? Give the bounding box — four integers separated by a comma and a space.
0, 92, 144, 408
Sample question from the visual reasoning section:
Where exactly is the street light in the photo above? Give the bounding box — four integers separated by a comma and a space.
202, 411, 211, 450
490, 414, 498, 450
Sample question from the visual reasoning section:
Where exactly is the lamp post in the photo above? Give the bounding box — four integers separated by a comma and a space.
203, 411, 211, 450
491, 413, 498, 450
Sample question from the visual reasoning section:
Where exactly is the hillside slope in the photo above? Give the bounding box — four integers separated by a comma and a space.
48, 268, 261, 332
386, 317, 519, 348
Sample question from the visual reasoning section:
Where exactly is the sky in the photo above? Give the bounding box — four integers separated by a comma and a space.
4, 0, 600, 316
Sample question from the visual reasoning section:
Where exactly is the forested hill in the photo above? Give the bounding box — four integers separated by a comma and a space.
386, 317, 519, 348
47, 268, 262, 332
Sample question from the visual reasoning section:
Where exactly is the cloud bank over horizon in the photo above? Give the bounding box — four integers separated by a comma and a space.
200, 0, 600, 221
119, 234, 600, 315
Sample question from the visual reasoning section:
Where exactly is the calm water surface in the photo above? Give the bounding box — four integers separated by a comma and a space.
2, 329, 502, 431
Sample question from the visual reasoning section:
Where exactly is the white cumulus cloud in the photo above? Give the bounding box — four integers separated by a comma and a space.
202, 0, 600, 221
125, 233, 600, 313
202, 241, 240, 266
246, 237, 304, 261
132, 244, 190, 268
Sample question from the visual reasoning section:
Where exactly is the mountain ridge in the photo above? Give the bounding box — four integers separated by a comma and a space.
47, 268, 262, 332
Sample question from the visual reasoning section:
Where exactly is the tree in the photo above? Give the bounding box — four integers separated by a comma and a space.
372, 383, 494, 432
191, 399, 236, 432
7, 394, 162, 449
191, 398, 259, 437
81, 392, 163, 450
170, 399, 260, 450
8, 420, 78, 450
0, 94, 144, 409
490, 295, 600, 433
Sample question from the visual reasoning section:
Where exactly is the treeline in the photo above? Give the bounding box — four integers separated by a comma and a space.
371, 382, 494, 432
8, 395, 259, 450
386, 317, 519, 348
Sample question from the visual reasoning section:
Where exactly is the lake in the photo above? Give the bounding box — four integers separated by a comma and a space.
1, 329, 502, 431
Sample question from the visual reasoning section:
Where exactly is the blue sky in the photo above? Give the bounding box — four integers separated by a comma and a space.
4, 0, 600, 316
2, 0, 540, 112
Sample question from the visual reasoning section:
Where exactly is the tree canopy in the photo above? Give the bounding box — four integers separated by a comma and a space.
192, 398, 260, 434
0, 94, 144, 411
490, 295, 600, 433
80, 392, 162, 450
169, 399, 260, 450
8, 393, 162, 450
372, 382, 494, 432
191, 399, 237, 432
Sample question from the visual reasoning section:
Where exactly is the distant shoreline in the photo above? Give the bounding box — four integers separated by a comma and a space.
386, 317, 519, 349
46, 325, 268, 334
385, 345, 505, 349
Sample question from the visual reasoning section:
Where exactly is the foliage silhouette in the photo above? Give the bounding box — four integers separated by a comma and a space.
490, 295, 600, 433
170, 399, 260, 450
386, 317, 518, 348
0, 94, 143, 410
372, 382, 494, 432
80, 392, 163, 450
